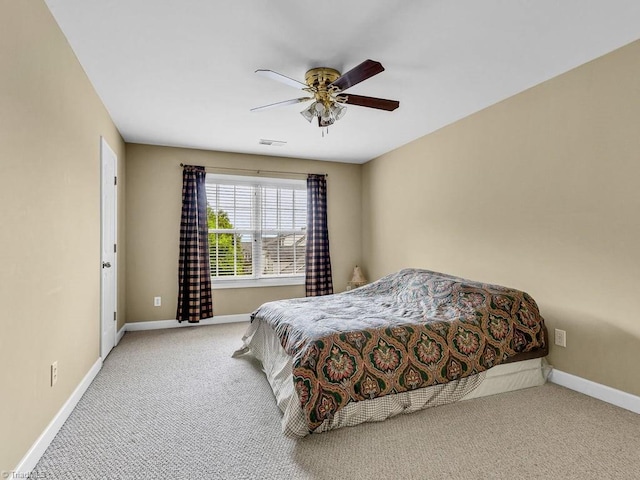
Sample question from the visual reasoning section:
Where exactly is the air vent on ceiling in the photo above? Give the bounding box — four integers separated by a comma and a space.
259, 139, 287, 147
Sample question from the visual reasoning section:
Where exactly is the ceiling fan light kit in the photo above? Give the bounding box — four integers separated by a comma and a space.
252, 59, 399, 134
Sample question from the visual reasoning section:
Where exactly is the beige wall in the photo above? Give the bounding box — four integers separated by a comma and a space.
0, 0, 125, 472
362, 40, 640, 396
125, 144, 361, 321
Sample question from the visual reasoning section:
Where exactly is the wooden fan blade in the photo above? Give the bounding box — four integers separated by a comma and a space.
250, 97, 312, 112
343, 94, 399, 111
255, 69, 307, 89
330, 59, 385, 92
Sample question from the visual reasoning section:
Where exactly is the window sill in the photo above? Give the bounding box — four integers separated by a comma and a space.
211, 276, 305, 290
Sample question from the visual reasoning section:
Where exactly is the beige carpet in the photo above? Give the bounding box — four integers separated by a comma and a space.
34, 322, 640, 479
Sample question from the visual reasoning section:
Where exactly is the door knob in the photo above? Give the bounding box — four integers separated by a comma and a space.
102, 261, 112, 268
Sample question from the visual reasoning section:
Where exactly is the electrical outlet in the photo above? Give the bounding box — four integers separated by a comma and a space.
554, 329, 567, 348
154, 296, 161, 307
51, 361, 58, 386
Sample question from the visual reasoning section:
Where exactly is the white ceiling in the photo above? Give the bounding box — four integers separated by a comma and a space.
45, 0, 640, 164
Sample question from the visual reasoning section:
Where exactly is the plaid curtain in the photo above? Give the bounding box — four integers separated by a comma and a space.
305, 174, 333, 296
177, 165, 213, 322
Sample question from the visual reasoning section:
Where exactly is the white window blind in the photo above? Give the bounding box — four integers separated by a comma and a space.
205, 174, 307, 285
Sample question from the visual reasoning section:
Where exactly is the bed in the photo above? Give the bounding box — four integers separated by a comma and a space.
234, 268, 549, 436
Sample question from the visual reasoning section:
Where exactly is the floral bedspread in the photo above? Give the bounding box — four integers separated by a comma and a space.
251, 268, 546, 432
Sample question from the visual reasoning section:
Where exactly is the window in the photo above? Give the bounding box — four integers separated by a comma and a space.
205, 174, 307, 288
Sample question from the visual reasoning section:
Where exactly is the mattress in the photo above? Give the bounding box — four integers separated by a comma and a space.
234, 318, 550, 437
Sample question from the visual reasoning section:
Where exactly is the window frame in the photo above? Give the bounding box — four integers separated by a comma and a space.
206, 173, 307, 289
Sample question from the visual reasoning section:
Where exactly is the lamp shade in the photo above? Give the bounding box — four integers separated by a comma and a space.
299, 98, 348, 129
332, 103, 347, 120
348, 266, 367, 288
300, 102, 316, 122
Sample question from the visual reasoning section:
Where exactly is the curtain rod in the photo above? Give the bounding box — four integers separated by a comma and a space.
179, 163, 327, 177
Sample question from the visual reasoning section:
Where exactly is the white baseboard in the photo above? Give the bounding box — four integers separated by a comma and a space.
14, 358, 103, 475
125, 313, 250, 332
549, 369, 640, 415
116, 325, 126, 345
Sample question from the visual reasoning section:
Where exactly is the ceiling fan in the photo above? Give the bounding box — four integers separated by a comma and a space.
251, 59, 399, 130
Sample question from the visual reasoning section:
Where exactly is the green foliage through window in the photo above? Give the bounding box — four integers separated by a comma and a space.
207, 206, 250, 276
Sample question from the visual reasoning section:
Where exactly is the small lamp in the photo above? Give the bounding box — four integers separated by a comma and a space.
347, 266, 367, 290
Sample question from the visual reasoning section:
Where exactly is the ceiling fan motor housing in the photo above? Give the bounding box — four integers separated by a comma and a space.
305, 68, 341, 89
305, 67, 343, 107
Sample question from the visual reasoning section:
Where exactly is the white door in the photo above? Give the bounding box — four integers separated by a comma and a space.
100, 137, 117, 359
